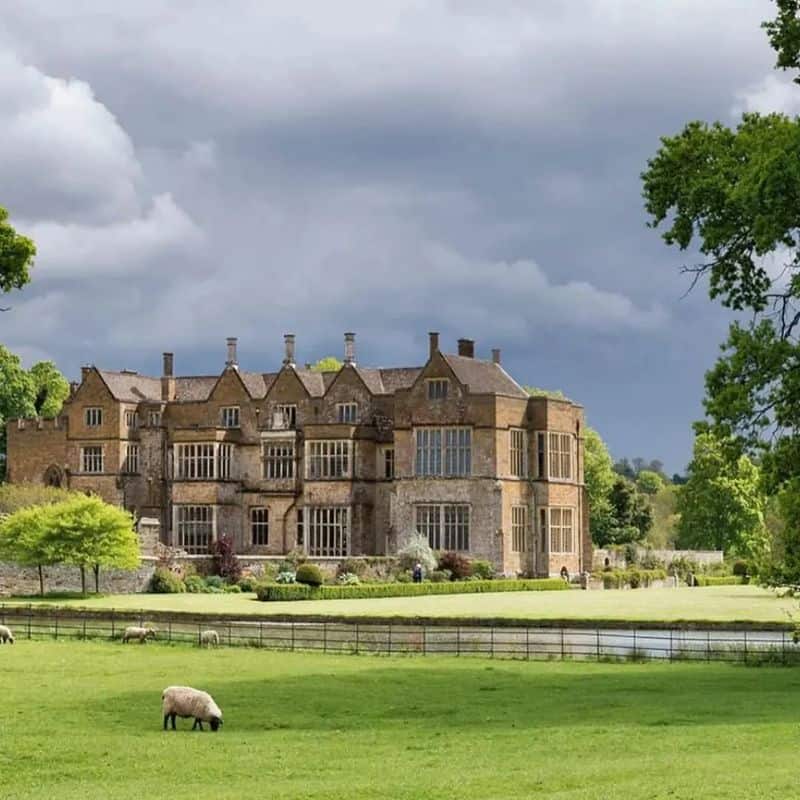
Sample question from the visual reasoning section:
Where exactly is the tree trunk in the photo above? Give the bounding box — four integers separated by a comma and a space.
94, 564, 100, 594
38, 564, 44, 596
80, 565, 86, 595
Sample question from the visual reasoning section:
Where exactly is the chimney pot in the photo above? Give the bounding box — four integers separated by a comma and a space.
491, 348, 501, 364
457, 338, 475, 358
226, 337, 238, 368
344, 332, 356, 365
428, 331, 440, 359
162, 352, 174, 377
80, 364, 92, 381
283, 334, 296, 367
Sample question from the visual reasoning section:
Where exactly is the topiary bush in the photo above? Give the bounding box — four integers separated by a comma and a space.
471, 559, 495, 580
148, 568, 186, 594
397, 533, 437, 575
204, 575, 225, 590
237, 575, 259, 593
295, 563, 323, 587
223, 583, 242, 593
732, 560, 749, 577
438, 551, 473, 580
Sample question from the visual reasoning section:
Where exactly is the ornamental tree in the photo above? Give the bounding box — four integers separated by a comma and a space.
0, 205, 35, 302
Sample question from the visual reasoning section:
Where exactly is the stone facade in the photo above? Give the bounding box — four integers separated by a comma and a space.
6, 333, 590, 577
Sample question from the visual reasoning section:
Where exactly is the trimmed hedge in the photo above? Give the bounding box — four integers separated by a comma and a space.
256, 578, 569, 602
593, 569, 667, 589
695, 576, 744, 587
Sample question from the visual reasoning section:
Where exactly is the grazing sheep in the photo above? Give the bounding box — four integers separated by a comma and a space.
200, 629, 220, 648
0, 625, 14, 644
162, 685, 223, 732
122, 626, 156, 643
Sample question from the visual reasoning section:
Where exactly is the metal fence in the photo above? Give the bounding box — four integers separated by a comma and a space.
0, 605, 797, 664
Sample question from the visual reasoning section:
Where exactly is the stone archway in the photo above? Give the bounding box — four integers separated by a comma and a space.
43, 464, 64, 488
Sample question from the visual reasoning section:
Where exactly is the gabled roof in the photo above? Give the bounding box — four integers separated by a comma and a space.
239, 371, 275, 399
293, 368, 326, 397
441, 354, 528, 398
97, 370, 161, 402
378, 367, 422, 394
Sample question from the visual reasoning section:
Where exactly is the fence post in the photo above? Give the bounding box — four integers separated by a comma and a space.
168, 620, 172, 643
198, 622, 201, 647
291, 621, 296, 652
323, 623, 327, 654
82, 614, 87, 641
388, 624, 392, 655
27, 604, 32, 640
743, 630, 748, 664
54, 611, 58, 641
457, 626, 461, 657
490, 627, 494, 658
355, 623, 359, 655
560, 628, 565, 660
669, 629, 673, 662
707, 630, 711, 662
422, 626, 426, 656
526, 627, 530, 660
228, 622, 232, 648
632, 628, 636, 659
596, 628, 600, 661
111, 610, 115, 640
783, 630, 787, 664
259, 622, 263, 649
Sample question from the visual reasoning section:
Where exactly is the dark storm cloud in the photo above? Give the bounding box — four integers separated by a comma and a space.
0, 0, 785, 471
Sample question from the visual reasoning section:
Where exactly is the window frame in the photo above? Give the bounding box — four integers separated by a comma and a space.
337, 402, 358, 424
262, 440, 295, 479
546, 507, 575, 554
306, 440, 352, 480
511, 505, 528, 553
414, 426, 471, 477
414, 503, 470, 551
426, 378, 449, 401
534, 431, 574, 481
305, 506, 349, 557
84, 407, 103, 427
124, 410, 139, 429
123, 443, 140, 474
273, 404, 297, 430
148, 410, 162, 427
220, 406, 241, 429
509, 428, 528, 478
80, 445, 104, 474
250, 507, 269, 546
175, 504, 215, 554
383, 446, 395, 480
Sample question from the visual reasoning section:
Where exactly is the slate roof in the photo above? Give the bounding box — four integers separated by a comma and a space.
441, 354, 528, 398
95, 354, 530, 403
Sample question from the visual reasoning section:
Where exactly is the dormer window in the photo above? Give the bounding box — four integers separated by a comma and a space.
427, 379, 448, 400
273, 404, 297, 430
221, 406, 240, 428
337, 402, 358, 424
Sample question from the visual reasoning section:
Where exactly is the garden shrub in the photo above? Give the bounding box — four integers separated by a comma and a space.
237, 575, 259, 593
148, 568, 186, 594
639, 549, 665, 570
623, 543, 638, 566
284, 547, 308, 567
204, 575, 225, 590
695, 575, 744, 587
337, 572, 360, 585
429, 570, 449, 583
397, 533, 437, 575
276, 571, 296, 584
256, 577, 569, 601
223, 583, 242, 593
438, 551, 473, 580
471, 559, 495, 580
208, 534, 242, 583
184, 574, 209, 593
295, 563, 324, 587
336, 558, 367, 579
395, 571, 412, 583
594, 568, 667, 589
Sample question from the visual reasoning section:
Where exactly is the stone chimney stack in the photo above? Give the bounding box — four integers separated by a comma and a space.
344, 332, 356, 366
428, 331, 440, 359
226, 337, 238, 368
283, 334, 296, 367
161, 352, 175, 401
492, 348, 501, 364
80, 364, 92, 381
457, 338, 475, 358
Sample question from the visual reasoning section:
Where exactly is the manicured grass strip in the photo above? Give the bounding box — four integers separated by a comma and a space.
256, 578, 568, 602
3, 641, 800, 799
695, 576, 745, 587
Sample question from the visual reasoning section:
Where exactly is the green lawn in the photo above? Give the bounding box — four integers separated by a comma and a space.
4, 584, 798, 624
1, 640, 799, 799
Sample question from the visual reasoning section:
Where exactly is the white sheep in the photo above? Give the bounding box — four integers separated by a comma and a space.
0, 624, 14, 644
200, 629, 220, 648
122, 625, 156, 643
162, 685, 223, 731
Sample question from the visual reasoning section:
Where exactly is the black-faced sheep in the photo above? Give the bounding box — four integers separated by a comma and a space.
200, 629, 220, 648
0, 624, 14, 644
122, 625, 156, 643
162, 685, 223, 731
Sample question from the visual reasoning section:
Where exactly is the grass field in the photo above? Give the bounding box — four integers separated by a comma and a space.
4, 584, 798, 624
2, 640, 799, 799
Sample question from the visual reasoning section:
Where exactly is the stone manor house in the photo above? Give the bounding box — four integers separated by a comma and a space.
6, 333, 591, 576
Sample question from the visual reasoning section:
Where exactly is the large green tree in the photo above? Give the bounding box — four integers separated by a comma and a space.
0, 206, 35, 304
641, 2, 800, 576
676, 433, 767, 558
583, 426, 616, 543
310, 356, 343, 372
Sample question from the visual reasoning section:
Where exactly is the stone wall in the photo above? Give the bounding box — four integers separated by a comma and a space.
0, 559, 156, 596
592, 548, 725, 570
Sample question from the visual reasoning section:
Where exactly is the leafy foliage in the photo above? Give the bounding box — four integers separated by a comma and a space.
0, 206, 35, 295
593, 477, 654, 547
637, 470, 665, 495
310, 356, 343, 372
524, 386, 568, 400
584, 426, 617, 542
0, 483, 75, 515
676, 433, 767, 559
437, 551, 473, 580
148, 568, 186, 594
